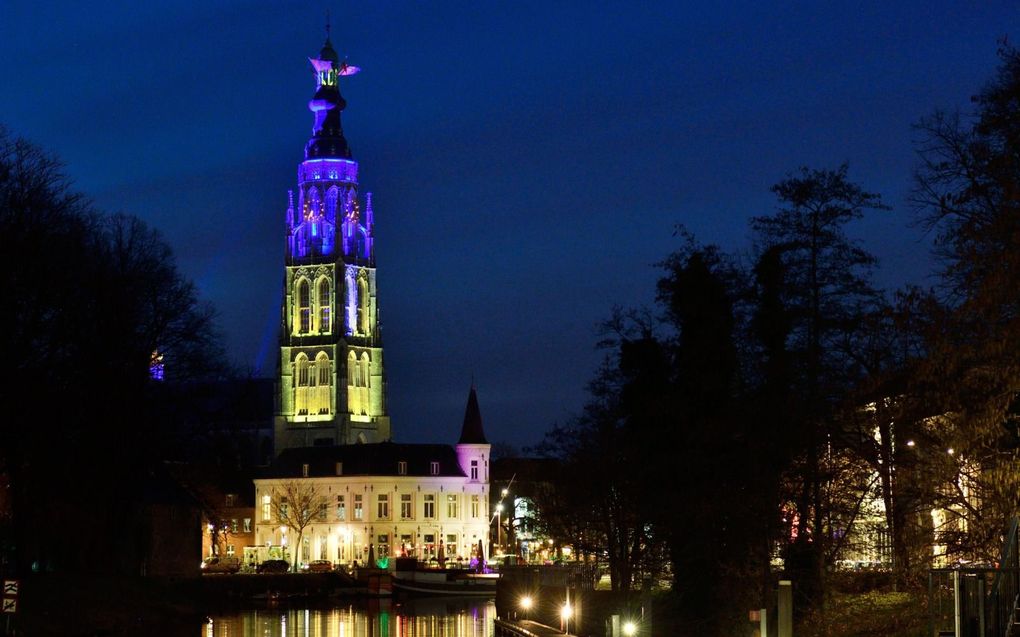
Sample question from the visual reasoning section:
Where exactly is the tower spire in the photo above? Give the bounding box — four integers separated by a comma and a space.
459, 386, 488, 444
306, 25, 358, 159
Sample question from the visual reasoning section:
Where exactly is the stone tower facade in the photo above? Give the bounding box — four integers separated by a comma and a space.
274, 36, 391, 454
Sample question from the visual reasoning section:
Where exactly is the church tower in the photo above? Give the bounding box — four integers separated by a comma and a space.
274, 34, 391, 454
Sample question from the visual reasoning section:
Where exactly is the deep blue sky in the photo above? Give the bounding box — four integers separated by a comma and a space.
0, 2, 1013, 448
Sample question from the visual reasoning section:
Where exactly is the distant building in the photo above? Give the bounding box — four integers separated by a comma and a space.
492, 457, 560, 563
167, 463, 257, 561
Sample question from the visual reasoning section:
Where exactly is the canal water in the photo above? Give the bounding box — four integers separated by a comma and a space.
204, 597, 495, 637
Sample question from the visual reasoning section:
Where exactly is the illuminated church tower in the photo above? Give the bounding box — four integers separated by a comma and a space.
274, 34, 391, 453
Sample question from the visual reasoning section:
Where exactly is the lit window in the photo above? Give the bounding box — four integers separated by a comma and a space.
400, 493, 413, 519
262, 495, 271, 521
336, 495, 345, 520
230, 519, 238, 534
471, 495, 480, 518
297, 279, 311, 333
360, 352, 370, 388
295, 354, 310, 415
357, 275, 369, 334
314, 352, 331, 415
280, 497, 289, 520
243, 518, 251, 533
470, 460, 479, 481
446, 494, 458, 518
377, 494, 389, 519
318, 278, 331, 332
430, 461, 440, 476
354, 494, 363, 521
423, 494, 435, 519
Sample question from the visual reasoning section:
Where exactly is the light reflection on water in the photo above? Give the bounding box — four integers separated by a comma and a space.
205, 597, 495, 637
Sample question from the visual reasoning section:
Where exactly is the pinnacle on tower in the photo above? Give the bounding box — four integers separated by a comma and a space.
459, 385, 488, 444
305, 29, 358, 160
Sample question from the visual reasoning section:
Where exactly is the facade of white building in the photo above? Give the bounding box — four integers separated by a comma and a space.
254, 389, 491, 568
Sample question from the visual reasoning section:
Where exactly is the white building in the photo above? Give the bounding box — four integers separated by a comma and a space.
254, 388, 491, 568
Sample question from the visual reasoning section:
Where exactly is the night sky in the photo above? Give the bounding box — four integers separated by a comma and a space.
1, 2, 1013, 448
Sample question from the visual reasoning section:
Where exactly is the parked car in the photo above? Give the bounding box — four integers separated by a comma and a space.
257, 559, 290, 574
200, 556, 241, 574
303, 560, 333, 573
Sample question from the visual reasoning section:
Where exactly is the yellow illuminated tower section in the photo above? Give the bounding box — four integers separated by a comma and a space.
274, 34, 391, 453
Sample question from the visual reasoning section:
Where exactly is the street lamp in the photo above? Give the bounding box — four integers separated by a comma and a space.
622, 620, 637, 636
561, 602, 573, 634
495, 503, 504, 554
520, 595, 533, 621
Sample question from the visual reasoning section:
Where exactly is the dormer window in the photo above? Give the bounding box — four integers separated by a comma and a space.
225, 494, 237, 507
302, 463, 310, 477
398, 461, 407, 475
430, 461, 440, 476
335, 462, 343, 476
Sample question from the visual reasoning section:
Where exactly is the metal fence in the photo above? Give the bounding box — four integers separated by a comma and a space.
929, 518, 1020, 637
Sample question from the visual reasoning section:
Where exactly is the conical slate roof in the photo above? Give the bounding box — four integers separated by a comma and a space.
458, 386, 488, 444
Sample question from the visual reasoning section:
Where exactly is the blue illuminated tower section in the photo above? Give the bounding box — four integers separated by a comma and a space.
274, 35, 391, 453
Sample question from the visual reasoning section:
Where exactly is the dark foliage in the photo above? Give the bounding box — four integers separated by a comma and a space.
0, 128, 227, 575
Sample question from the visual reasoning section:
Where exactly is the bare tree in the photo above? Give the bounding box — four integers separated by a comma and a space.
270, 481, 327, 571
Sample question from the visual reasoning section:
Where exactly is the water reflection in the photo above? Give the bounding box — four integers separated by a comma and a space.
205, 597, 495, 637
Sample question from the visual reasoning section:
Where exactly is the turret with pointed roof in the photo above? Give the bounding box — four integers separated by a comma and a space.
459, 385, 488, 444
455, 386, 491, 485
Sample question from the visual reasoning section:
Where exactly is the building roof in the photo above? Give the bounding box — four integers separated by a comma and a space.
263, 442, 467, 479
458, 386, 488, 444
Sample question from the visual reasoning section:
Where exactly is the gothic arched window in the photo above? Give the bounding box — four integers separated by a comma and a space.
317, 277, 331, 332
307, 187, 321, 218
325, 186, 339, 221
314, 351, 331, 415
296, 278, 311, 334
355, 227, 369, 260
295, 353, 310, 416
359, 353, 371, 415
347, 350, 361, 416
360, 352, 371, 388
357, 275, 370, 335
347, 351, 357, 386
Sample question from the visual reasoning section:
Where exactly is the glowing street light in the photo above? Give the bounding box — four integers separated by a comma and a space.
519, 595, 533, 620
495, 504, 504, 554
622, 620, 638, 636
561, 603, 573, 634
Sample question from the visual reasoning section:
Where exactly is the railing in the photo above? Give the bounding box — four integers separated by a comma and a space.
929, 517, 1020, 636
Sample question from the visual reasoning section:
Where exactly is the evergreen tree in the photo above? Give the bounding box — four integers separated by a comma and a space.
751, 165, 887, 606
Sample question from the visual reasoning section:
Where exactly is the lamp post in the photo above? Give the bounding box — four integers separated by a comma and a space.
561, 601, 573, 635
495, 503, 504, 555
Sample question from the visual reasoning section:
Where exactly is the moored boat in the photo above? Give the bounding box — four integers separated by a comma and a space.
391, 558, 499, 596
